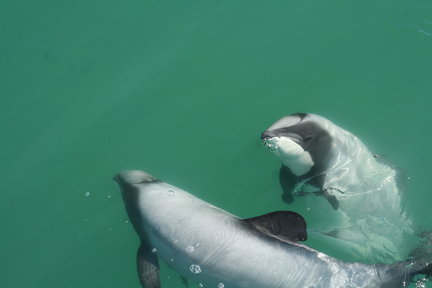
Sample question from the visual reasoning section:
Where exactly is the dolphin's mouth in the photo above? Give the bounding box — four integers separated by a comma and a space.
262, 131, 304, 146
262, 133, 304, 152
262, 137, 279, 151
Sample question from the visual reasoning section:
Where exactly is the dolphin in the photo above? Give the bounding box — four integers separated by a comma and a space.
114, 170, 431, 288
261, 113, 417, 263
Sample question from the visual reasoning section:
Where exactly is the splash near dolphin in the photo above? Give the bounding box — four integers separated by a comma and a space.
114, 170, 431, 288
261, 113, 417, 263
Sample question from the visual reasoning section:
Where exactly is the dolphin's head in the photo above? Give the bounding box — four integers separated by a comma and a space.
114, 170, 160, 240
261, 113, 333, 176
114, 170, 158, 201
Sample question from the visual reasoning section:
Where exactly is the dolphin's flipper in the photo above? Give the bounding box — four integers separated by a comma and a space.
410, 232, 432, 259
279, 165, 297, 203
137, 243, 160, 288
180, 276, 189, 287
243, 211, 307, 242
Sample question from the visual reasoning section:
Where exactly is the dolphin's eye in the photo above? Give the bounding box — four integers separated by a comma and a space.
304, 135, 313, 142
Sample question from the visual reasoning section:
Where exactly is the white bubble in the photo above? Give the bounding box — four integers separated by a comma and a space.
125, 220, 129, 224
186, 245, 195, 253
218, 283, 224, 288
84, 192, 90, 197
167, 189, 175, 197
404, 262, 414, 269
198, 283, 204, 287
151, 248, 157, 253
107, 195, 112, 199
189, 264, 202, 274
415, 277, 429, 288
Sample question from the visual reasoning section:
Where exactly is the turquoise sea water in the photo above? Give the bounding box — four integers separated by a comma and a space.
1, 1, 432, 287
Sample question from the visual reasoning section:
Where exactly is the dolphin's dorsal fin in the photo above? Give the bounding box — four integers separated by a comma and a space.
137, 243, 160, 288
243, 211, 307, 242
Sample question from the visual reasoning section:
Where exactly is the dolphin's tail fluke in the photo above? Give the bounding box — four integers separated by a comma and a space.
407, 232, 432, 276
409, 256, 432, 276
376, 236, 432, 287
375, 258, 430, 288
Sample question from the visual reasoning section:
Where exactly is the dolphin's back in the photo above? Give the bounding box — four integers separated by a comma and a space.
115, 170, 426, 288
131, 180, 390, 288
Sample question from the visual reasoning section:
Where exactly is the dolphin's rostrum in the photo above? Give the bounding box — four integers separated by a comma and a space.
114, 170, 431, 288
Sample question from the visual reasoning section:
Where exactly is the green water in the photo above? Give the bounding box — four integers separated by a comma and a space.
1, 1, 432, 287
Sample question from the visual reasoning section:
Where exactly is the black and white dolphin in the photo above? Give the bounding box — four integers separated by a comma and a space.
114, 170, 430, 288
261, 113, 416, 263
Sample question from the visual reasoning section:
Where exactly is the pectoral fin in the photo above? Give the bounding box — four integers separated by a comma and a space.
137, 243, 160, 288
279, 165, 296, 204
181, 276, 189, 287
243, 211, 307, 242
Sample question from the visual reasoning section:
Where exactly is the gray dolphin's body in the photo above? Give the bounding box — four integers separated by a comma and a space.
261, 113, 415, 263
114, 170, 430, 288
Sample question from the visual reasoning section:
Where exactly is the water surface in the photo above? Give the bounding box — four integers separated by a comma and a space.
1, 1, 432, 287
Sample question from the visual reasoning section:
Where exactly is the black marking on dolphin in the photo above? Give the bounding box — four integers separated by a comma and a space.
261, 113, 336, 208
114, 170, 431, 288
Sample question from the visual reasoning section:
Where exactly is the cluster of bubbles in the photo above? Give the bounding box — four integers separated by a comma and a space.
189, 264, 202, 274
186, 245, 195, 253
415, 277, 429, 288
402, 277, 430, 288
263, 140, 278, 151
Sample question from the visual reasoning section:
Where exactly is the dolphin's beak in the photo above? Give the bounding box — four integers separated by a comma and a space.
261, 131, 274, 141
114, 170, 158, 185
261, 132, 279, 151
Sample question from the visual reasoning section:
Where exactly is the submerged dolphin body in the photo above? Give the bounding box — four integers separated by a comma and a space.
114, 170, 430, 288
261, 113, 416, 263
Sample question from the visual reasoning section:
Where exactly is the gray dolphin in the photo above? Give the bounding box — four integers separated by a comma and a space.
114, 170, 430, 288
261, 113, 417, 263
